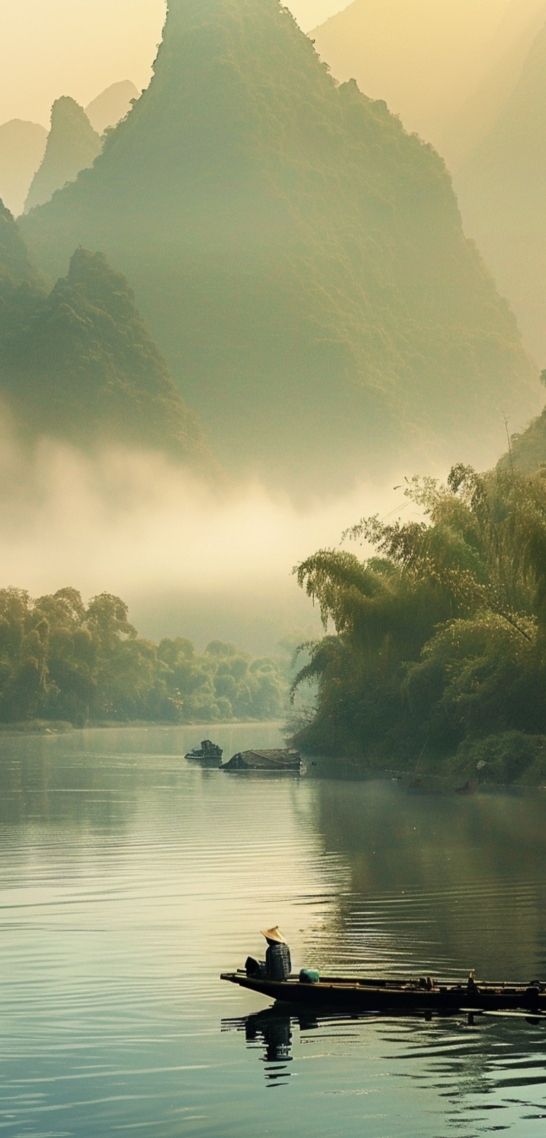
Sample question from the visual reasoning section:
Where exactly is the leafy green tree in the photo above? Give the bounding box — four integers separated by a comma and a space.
0, 591, 289, 728
293, 465, 546, 781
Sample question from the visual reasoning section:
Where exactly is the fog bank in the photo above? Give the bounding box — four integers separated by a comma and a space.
0, 435, 425, 654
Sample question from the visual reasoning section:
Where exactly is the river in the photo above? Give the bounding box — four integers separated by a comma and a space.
1, 723, 546, 1136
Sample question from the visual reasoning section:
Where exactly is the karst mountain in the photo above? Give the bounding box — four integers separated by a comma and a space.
21, 0, 539, 491
310, 0, 508, 152
456, 12, 546, 364
85, 81, 140, 135
0, 202, 213, 473
442, 0, 546, 170
25, 97, 103, 213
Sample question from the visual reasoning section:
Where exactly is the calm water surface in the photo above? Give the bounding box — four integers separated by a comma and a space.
1, 724, 546, 1136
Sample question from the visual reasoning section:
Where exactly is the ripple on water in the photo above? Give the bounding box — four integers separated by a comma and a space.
0, 727, 546, 1136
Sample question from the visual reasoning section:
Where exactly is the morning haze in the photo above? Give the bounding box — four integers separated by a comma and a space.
0, 0, 344, 127
19, 0, 538, 496
1, 0, 546, 651
4, 4, 546, 1133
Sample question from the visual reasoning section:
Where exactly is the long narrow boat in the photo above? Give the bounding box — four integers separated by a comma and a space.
221, 970, 546, 1015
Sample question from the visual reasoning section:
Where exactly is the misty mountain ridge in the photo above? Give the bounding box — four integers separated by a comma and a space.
85, 81, 140, 135
309, 0, 533, 156
0, 120, 47, 218
20, 0, 538, 492
24, 97, 102, 213
441, 0, 546, 170
455, 12, 546, 363
0, 82, 138, 220
0, 202, 215, 474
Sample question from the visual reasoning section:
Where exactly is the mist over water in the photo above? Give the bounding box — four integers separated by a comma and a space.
0, 430, 424, 649
3, 3, 546, 1134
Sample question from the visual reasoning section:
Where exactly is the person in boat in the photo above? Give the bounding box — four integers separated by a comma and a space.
262, 926, 292, 980
245, 927, 292, 981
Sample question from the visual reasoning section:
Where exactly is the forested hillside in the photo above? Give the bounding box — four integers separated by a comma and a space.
0, 587, 287, 726
25, 97, 102, 213
293, 464, 546, 784
20, 0, 537, 492
456, 15, 546, 362
0, 203, 213, 469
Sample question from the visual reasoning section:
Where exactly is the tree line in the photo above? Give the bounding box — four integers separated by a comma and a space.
293, 464, 546, 784
0, 587, 288, 726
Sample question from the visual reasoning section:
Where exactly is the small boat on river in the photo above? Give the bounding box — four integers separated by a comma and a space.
184, 739, 223, 760
221, 970, 546, 1017
220, 749, 302, 772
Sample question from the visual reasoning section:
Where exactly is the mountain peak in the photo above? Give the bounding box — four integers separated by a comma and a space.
25, 97, 102, 213
20, 0, 538, 492
85, 81, 140, 134
0, 226, 216, 474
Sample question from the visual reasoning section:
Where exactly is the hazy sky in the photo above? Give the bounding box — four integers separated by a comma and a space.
0, 0, 347, 127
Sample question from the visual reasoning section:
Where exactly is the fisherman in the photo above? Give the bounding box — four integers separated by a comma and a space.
262, 926, 292, 981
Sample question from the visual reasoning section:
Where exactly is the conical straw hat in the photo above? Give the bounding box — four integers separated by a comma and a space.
261, 926, 286, 944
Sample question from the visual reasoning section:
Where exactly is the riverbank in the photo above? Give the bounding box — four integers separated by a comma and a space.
3, 719, 545, 790
299, 730, 546, 789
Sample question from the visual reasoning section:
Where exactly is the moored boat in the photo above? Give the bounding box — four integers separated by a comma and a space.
220, 748, 302, 772
221, 970, 546, 1016
184, 739, 223, 760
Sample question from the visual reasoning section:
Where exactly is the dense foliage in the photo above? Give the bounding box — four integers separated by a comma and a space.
293, 464, 546, 783
20, 0, 536, 493
0, 587, 288, 727
0, 204, 214, 470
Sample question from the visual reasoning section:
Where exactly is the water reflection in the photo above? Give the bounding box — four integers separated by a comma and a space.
223, 1005, 546, 1128
308, 778, 546, 982
2, 729, 546, 1135
227, 1008, 295, 1086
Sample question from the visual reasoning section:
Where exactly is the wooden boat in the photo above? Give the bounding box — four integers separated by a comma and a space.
221, 970, 546, 1016
220, 748, 302, 772
184, 739, 223, 760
